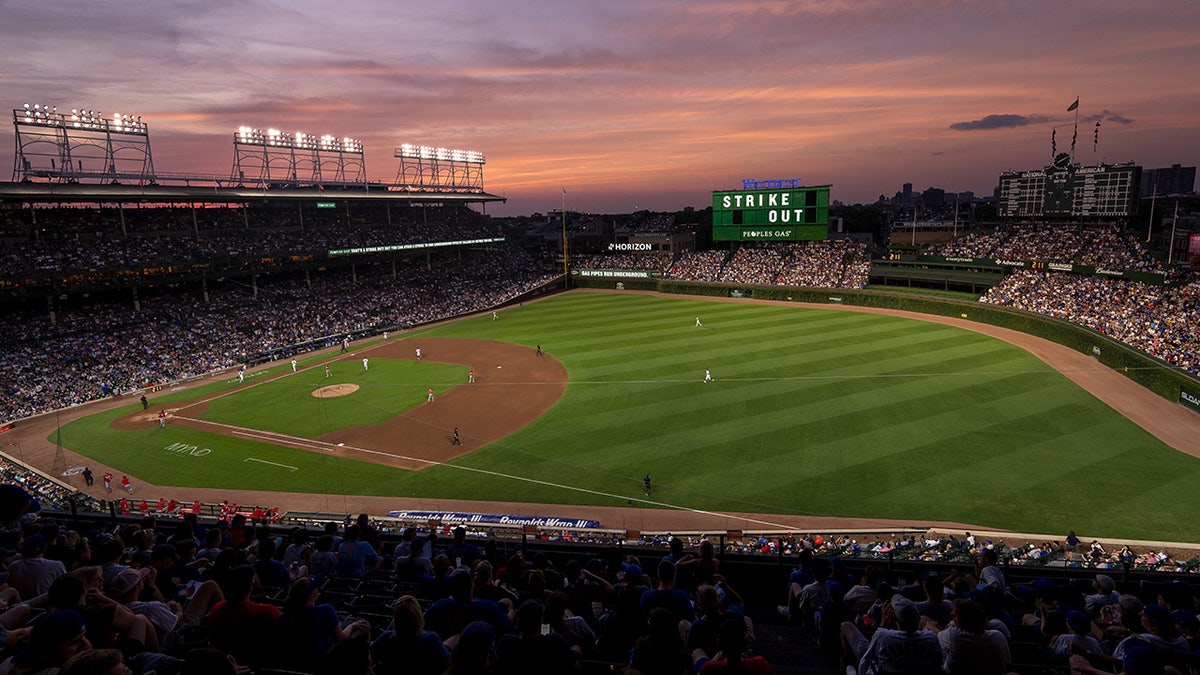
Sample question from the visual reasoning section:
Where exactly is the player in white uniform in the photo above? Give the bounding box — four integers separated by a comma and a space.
704, 369, 713, 383
363, 358, 369, 371
696, 316, 702, 327
291, 359, 297, 373
415, 347, 422, 361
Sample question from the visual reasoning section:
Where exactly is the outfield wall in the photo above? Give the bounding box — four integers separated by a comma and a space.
571, 276, 1200, 404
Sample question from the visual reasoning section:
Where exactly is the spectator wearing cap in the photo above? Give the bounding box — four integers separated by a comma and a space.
7, 534, 66, 599
1171, 609, 1199, 651
929, 598, 1011, 675
840, 595, 942, 675
493, 599, 576, 675
1070, 638, 1168, 675
1112, 604, 1192, 668
1052, 611, 1105, 658
445, 527, 479, 570
50, 571, 157, 653
0, 485, 39, 530
1085, 574, 1120, 618
108, 566, 190, 649
370, 595, 450, 675
0, 609, 91, 674
424, 567, 511, 644
148, 543, 187, 600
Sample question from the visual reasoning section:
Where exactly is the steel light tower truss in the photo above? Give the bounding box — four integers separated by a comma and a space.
12, 103, 155, 183
231, 126, 365, 187
393, 144, 485, 192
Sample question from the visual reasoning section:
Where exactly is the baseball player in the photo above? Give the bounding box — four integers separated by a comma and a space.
362, 357, 369, 371
341, 337, 349, 353
427, 386, 435, 403
644, 474, 652, 496
383, 331, 388, 340
158, 409, 167, 428
121, 475, 133, 494
415, 347, 422, 361
468, 369, 475, 383
325, 364, 332, 378
492, 311, 498, 320
291, 359, 297, 373
237, 365, 245, 383
695, 316, 702, 327
103, 472, 113, 493
704, 369, 713, 383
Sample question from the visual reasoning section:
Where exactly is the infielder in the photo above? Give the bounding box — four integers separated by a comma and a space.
158, 410, 167, 428
427, 386, 435, 403
362, 358, 369, 371
468, 369, 475, 383
415, 347, 422, 361
325, 364, 332, 378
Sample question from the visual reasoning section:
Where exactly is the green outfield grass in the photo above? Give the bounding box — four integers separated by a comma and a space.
56, 291, 1200, 541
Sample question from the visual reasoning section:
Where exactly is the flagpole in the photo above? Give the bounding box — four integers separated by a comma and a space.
561, 187, 568, 278
1167, 201, 1179, 265
1145, 186, 1156, 243
1069, 96, 1079, 162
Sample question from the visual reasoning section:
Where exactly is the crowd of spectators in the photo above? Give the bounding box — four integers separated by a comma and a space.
932, 222, 1163, 271
0, 245, 559, 425
981, 271, 1200, 375
775, 540, 1200, 674
0, 204, 504, 290
658, 242, 871, 289
574, 252, 673, 272
0, 496, 795, 675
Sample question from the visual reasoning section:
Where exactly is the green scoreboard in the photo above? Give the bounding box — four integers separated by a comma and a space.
712, 185, 830, 241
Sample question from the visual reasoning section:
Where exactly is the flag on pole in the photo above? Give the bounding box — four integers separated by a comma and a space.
1067, 97, 1079, 112
1093, 121, 1101, 152
1051, 129, 1057, 155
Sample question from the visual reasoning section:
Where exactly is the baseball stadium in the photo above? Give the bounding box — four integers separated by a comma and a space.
1, 105, 1199, 673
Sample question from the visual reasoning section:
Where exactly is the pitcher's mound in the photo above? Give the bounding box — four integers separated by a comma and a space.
312, 384, 359, 398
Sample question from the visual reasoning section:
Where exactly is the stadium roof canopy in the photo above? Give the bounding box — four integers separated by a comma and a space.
0, 181, 506, 206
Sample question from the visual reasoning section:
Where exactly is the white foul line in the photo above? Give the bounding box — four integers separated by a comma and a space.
244, 457, 298, 471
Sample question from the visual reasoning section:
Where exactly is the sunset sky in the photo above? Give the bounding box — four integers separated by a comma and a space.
2, 0, 1198, 216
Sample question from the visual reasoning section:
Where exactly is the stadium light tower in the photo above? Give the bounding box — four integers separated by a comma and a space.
11, 102, 155, 183
393, 144, 485, 192
231, 125, 366, 188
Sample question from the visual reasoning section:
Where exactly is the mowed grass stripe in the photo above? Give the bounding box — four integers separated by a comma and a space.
59, 291, 1200, 542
